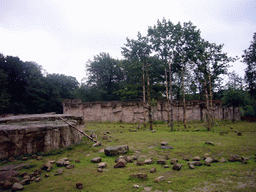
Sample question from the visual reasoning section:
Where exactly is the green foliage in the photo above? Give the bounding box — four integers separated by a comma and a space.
84, 52, 124, 101
242, 32, 256, 99
0, 54, 79, 114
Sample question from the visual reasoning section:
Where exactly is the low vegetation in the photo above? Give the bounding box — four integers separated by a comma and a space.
1, 121, 256, 192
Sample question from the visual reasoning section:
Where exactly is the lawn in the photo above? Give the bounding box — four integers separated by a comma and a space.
1, 120, 256, 192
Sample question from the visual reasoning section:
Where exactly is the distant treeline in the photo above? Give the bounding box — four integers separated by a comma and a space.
0, 54, 79, 114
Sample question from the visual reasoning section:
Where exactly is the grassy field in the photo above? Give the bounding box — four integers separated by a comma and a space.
2, 121, 256, 192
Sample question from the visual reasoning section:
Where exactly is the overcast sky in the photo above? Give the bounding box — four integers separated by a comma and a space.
0, 0, 255, 83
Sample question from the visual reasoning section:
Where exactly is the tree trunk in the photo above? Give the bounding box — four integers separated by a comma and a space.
165, 68, 170, 126
182, 63, 187, 129
169, 58, 173, 131
208, 71, 214, 126
143, 62, 146, 128
204, 81, 210, 131
146, 60, 153, 130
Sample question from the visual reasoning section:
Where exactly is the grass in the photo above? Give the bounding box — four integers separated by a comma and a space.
1, 121, 256, 192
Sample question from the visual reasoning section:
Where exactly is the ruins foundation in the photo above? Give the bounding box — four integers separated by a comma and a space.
63, 99, 240, 123
0, 114, 84, 159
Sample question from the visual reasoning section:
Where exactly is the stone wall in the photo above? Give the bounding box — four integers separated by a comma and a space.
63, 99, 241, 123
0, 114, 84, 159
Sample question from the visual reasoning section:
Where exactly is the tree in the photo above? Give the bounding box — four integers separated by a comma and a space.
243, 32, 256, 99
193, 39, 236, 129
45, 73, 79, 113
85, 52, 124, 101
148, 18, 176, 130
173, 21, 201, 129
122, 32, 155, 129
222, 87, 252, 121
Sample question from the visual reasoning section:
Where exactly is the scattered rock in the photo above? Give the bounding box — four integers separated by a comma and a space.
35, 177, 41, 182
48, 160, 56, 164
183, 156, 189, 161
76, 183, 83, 189
42, 162, 53, 172
170, 158, 178, 164
194, 161, 203, 166
114, 159, 127, 168
115, 156, 127, 163
220, 158, 226, 163
75, 160, 81, 163
188, 163, 195, 169
205, 157, 213, 163
56, 159, 66, 167
168, 181, 172, 184
130, 173, 148, 180
55, 168, 64, 176
152, 130, 156, 133
37, 156, 43, 160
195, 129, 199, 131
11, 177, 19, 183
20, 171, 28, 177
212, 157, 219, 163
144, 158, 153, 164
91, 157, 102, 163
103, 135, 108, 140
164, 165, 169, 168
136, 161, 145, 166
45, 174, 49, 177
205, 141, 214, 145
193, 156, 201, 161
155, 176, 165, 183
98, 162, 107, 168
203, 153, 210, 159
229, 155, 239, 162
161, 141, 168, 146
172, 163, 182, 171
92, 142, 101, 147
66, 164, 75, 169
242, 157, 249, 164
12, 182, 23, 191
19, 179, 30, 186
150, 167, 156, 173
126, 156, 134, 163
23, 175, 30, 180
133, 184, 139, 189
97, 168, 103, 173
157, 159, 166, 165
104, 145, 129, 156
204, 162, 211, 166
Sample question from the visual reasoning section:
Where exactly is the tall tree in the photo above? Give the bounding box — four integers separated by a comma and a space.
173, 21, 201, 129
194, 40, 236, 129
122, 32, 154, 129
243, 32, 256, 99
85, 52, 124, 101
148, 18, 176, 130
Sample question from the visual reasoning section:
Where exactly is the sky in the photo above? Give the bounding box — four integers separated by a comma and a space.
0, 0, 255, 83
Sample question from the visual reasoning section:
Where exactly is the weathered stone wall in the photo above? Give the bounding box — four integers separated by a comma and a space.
63, 99, 241, 123
0, 114, 84, 159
